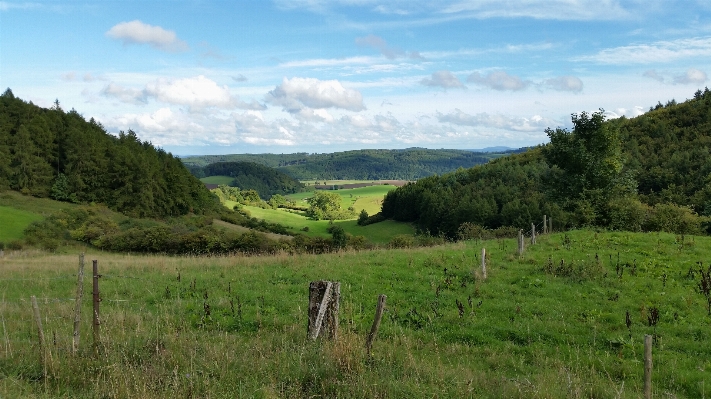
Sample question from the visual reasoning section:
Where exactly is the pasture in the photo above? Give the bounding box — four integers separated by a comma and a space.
199, 175, 234, 185
0, 230, 709, 398
0, 206, 43, 242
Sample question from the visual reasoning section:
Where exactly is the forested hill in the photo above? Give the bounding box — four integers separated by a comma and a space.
0, 89, 218, 218
182, 148, 508, 180
191, 161, 305, 199
380, 89, 711, 238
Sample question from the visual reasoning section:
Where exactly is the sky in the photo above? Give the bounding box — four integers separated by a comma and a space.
1, 1, 710, 156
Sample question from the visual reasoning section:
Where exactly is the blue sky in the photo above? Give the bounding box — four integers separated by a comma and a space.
2, 0, 710, 155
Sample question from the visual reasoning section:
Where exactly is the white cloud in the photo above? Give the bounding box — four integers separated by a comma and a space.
578, 37, 711, 64
673, 68, 707, 84
101, 76, 265, 110
467, 70, 530, 91
266, 77, 365, 113
437, 109, 556, 132
543, 75, 583, 92
420, 70, 465, 89
441, 0, 630, 21
232, 74, 248, 82
101, 83, 147, 104
106, 20, 188, 52
280, 56, 375, 68
61, 71, 76, 81
642, 68, 708, 85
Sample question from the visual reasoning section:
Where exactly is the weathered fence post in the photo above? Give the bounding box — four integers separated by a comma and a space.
517, 229, 524, 256
644, 334, 653, 399
365, 294, 387, 357
72, 253, 85, 355
481, 248, 487, 280
31, 295, 47, 379
543, 215, 547, 234
531, 223, 536, 245
92, 260, 100, 355
307, 281, 340, 341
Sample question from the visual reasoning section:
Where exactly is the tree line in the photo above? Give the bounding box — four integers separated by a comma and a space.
190, 161, 305, 199
0, 89, 219, 218
380, 89, 711, 238
182, 148, 510, 181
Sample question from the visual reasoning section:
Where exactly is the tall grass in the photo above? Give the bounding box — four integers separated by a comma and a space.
0, 230, 709, 398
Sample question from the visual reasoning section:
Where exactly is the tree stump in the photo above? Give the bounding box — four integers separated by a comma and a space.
308, 281, 340, 340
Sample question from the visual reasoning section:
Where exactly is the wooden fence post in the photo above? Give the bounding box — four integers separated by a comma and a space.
365, 294, 387, 356
517, 229, 524, 256
481, 248, 487, 280
72, 253, 85, 355
543, 215, 547, 234
644, 334, 653, 399
531, 223, 536, 245
307, 281, 340, 341
31, 295, 47, 380
92, 260, 100, 355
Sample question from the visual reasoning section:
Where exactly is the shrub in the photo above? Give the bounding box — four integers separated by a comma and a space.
388, 235, 414, 249
606, 197, 649, 232
644, 203, 706, 234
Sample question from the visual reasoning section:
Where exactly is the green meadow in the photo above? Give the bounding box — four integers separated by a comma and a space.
199, 175, 234, 185
0, 230, 709, 398
285, 184, 396, 216
0, 206, 43, 242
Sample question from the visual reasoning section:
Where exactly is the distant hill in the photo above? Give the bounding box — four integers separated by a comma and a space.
0, 89, 218, 218
182, 148, 505, 180
193, 161, 305, 199
381, 89, 711, 237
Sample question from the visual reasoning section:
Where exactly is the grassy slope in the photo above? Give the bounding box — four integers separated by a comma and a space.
0, 206, 43, 242
200, 175, 233, 185
0, 230, 708, 398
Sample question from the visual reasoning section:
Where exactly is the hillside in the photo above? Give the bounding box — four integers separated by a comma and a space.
192, 161, 305, 199
0, 89, 218, 218
381, 89, 711, 237
181, 148, 506, 180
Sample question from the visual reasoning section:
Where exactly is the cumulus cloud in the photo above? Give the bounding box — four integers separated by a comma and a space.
101, 76, 265, 110
62, 71, 76, 81
543, 75, 583, 92
674, 68, 707, 85
232, 74, 248, 82
467, 70, 529, 91
420, 70, 465, 89
101, 83, 147, 104
355, 34, 423, 60
643, 68, 708, 85
106, 20, 188, 52
437, 109, 555, 132
265, 77, 365, 113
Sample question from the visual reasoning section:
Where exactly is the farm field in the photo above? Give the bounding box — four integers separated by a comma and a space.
199, 175, 234, 185
285, 184, 396, 216
240, 204, 415, 244
0, 230, 709, 398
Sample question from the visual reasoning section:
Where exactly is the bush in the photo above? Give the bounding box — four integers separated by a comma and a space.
388, 235, 415, 249
605, 197, 649, 231
644, 203, 707, 235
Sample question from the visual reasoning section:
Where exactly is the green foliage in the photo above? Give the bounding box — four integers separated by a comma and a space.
306, 191, 355, 220
357, 209, 369, 225
196, 161, 305, 199
182, 147, 511, 180
0, 92, 220, 218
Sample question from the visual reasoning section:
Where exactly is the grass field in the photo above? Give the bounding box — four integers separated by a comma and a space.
286, 184, 395, 216
0, 206, 43, 242
200, 175, 234, 185
0, 230, 709, 398
240, 204, 415, 244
